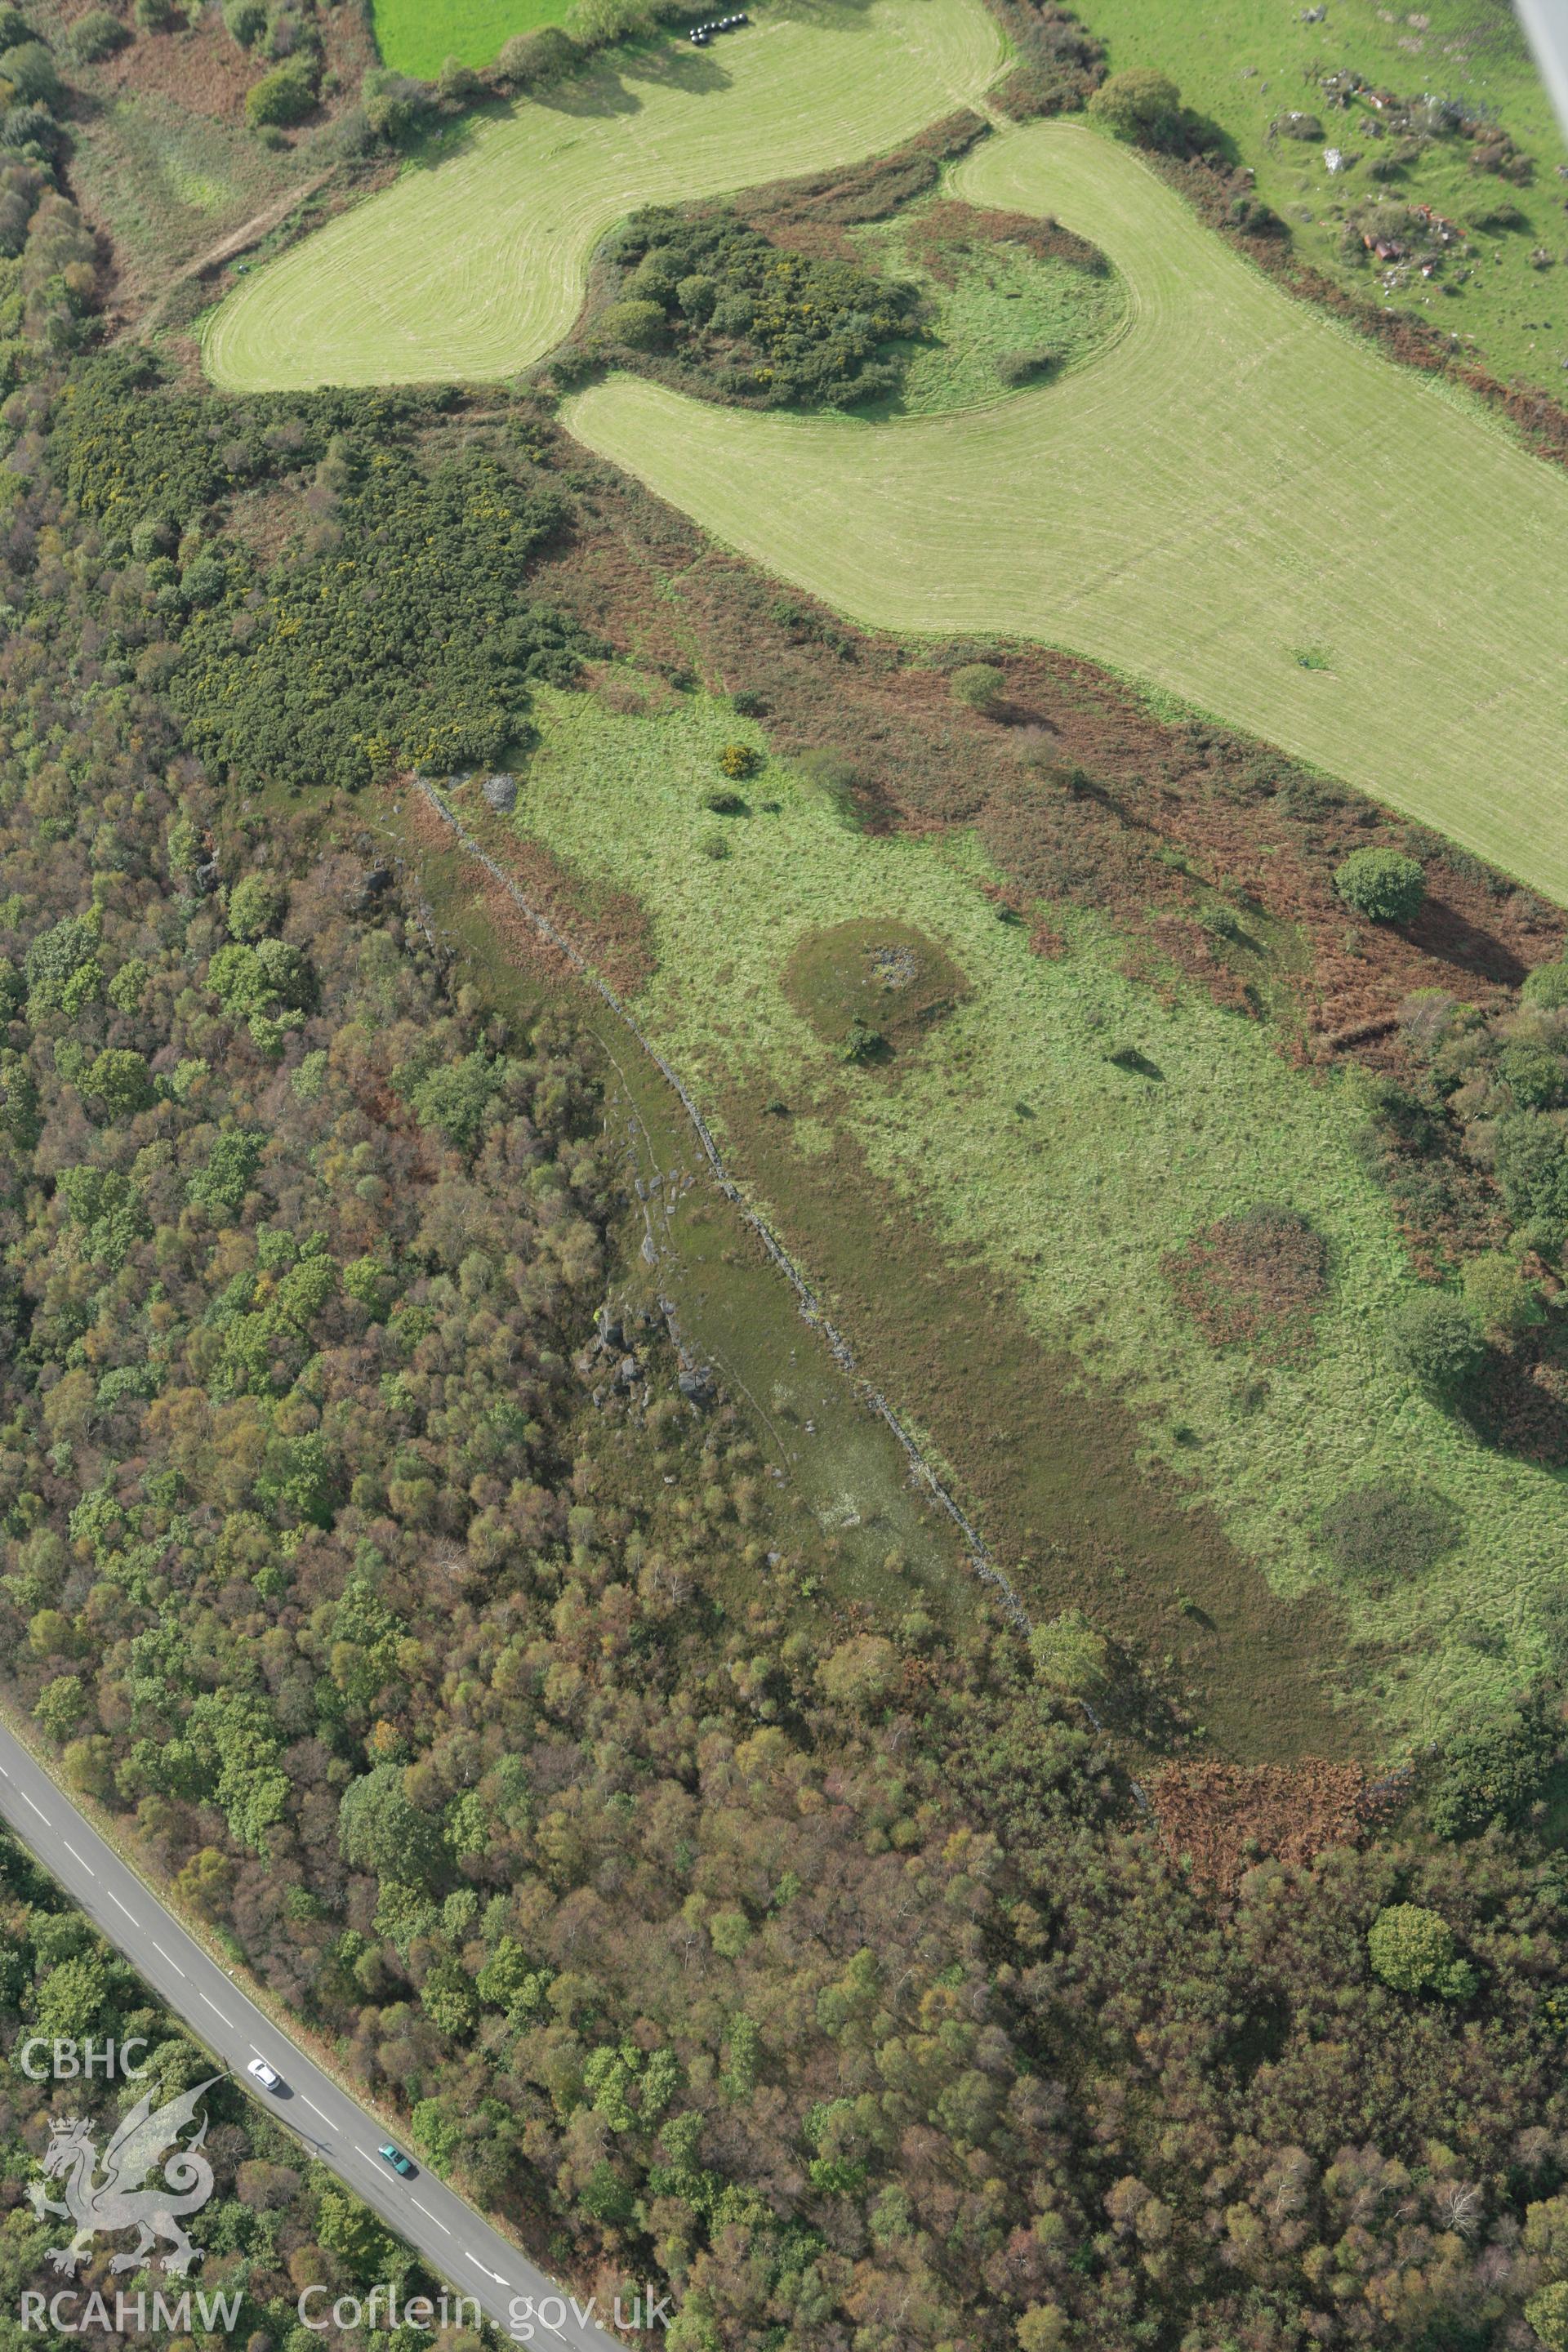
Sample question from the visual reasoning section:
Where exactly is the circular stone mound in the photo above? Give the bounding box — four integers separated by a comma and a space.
783, 918, 969, 1061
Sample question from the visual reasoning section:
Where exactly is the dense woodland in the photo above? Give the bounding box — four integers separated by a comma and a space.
0, 7, 1562, 2350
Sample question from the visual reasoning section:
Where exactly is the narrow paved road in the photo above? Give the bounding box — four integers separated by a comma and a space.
0, 1722, 626, 2351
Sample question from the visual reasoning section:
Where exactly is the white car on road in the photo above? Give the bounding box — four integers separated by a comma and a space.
246, 2057, 285, 2092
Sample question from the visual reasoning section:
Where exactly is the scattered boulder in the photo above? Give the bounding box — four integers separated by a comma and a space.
483, 773, 517, 813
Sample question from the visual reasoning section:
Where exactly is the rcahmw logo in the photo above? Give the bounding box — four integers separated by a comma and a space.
23, 2074, 219, 2284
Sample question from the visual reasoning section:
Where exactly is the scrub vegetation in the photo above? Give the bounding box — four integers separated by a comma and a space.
26, 0, 380, 311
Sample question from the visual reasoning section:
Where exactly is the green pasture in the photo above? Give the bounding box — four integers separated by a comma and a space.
567, 118, 1568, 903
1074, 0, 1568, 394
493, 685, 1568, 1747
203, 0, 1004, 392
859, 215, 1129, 413
372, 0, 572, 78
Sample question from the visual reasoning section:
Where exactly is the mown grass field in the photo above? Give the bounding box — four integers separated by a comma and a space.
203, 0, 1004, 392
372, 0, 572, 78
491, 685, 1568, 1748
1075, 0, 1568, 394
567, 118, 1568, 904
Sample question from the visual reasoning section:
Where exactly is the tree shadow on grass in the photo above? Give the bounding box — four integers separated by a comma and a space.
401, 104, 495, 172
1106, 1044, 1164, 1080
1462, 1346, 1568, 1468
1403, 893, 1528, 987
532, 40, 733, 118
528, 0, 891, 118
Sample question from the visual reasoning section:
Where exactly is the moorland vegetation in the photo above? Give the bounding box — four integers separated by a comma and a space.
477, 673, 1568, 1744
565, 119, 1568, 902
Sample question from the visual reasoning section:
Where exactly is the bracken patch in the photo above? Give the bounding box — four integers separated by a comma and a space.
1151, 1758, 1366, 1895
1164, 1204, 1328, 1362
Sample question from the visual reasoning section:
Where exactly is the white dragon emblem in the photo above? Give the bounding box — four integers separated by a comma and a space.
26, 2077, 218, 2277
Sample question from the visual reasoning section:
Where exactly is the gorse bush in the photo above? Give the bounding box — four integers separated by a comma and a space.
594, 205, 920, 408
172, 440, 591, 782
223, 0, 268, 42
496, 24, 580, 85
1462, 1248, 1545, 1336
1334, 844, 1427, 922
2, 40, 60, 109
1521, 960, 1568, 1009
51, 356, 599, 791
950, 661, 1007, 711
996, 346, 1060, 387
65, 11, 130, 62
594, 296, 666, 352
1385, 1289, 1486, 1400
244, 61, 318, 128
1427, 1705, 1557, 1840
1088, 67, 1186, 152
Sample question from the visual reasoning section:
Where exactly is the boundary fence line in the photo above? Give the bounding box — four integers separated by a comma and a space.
415, 780, 1146, 1790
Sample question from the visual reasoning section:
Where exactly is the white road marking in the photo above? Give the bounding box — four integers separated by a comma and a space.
150, 1941, 184, 1976
466, 2256, 508, 2283
301, 2097, 331, 2123
62, 1842, 91, 1872
22, 1792, 48, 1822
109, 1891, 137, 1923
199, 1992, 234, 2026
412, 2199, 449, 2233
